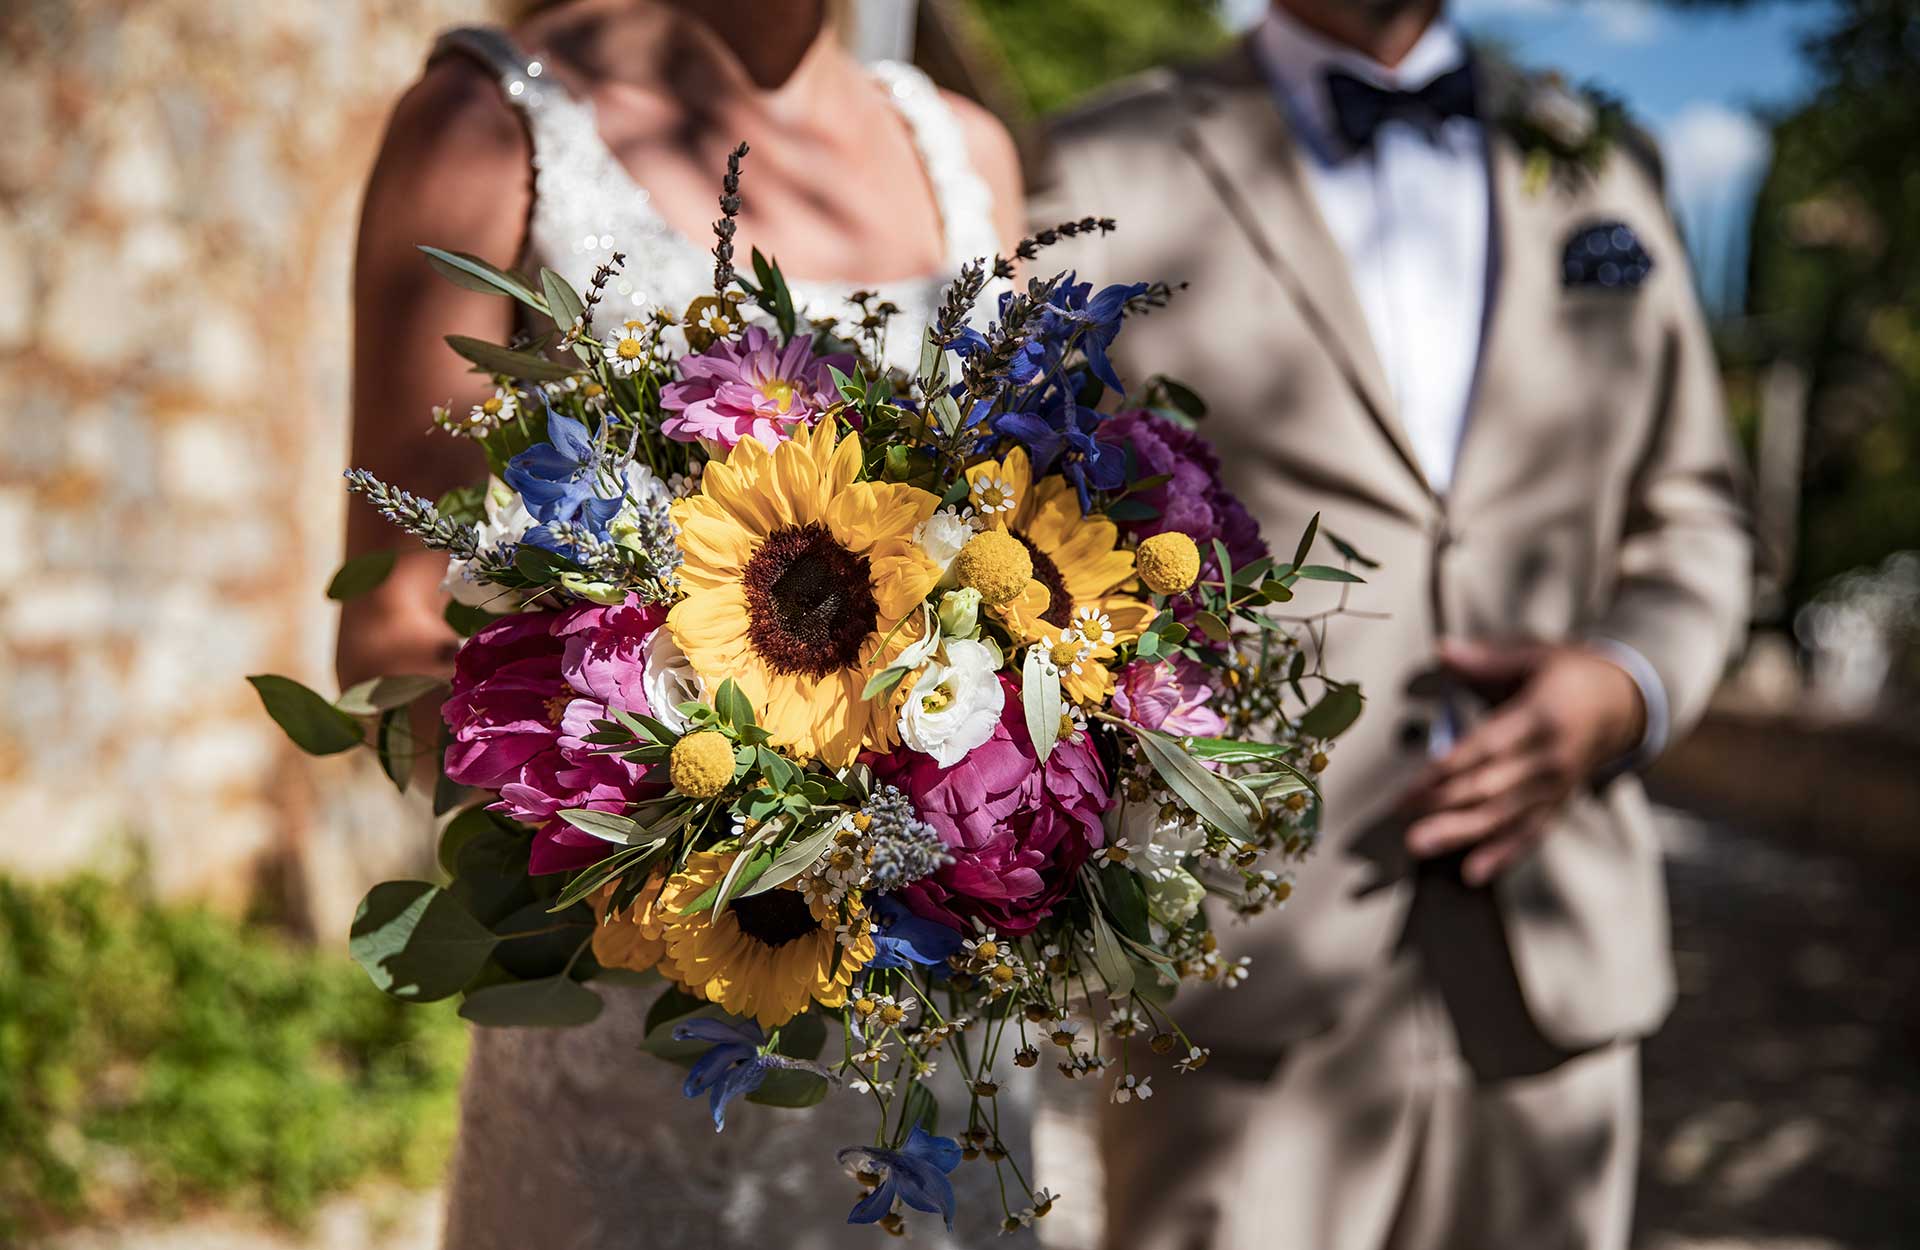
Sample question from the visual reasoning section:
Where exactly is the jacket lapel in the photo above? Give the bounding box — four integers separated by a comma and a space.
1175, 41, 1434, 498
1449, 110, 1577, 516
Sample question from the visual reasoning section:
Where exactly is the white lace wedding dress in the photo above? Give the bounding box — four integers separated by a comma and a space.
430, 28, 1031, 1250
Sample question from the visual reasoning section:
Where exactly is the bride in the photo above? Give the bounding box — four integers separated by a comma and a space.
339, 1, 1027, 1246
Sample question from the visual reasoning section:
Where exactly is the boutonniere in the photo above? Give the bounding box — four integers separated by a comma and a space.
1500, 72, 1630, 194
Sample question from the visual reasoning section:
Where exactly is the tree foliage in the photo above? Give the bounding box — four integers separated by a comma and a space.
964, 0, 1228, 115
1741, 0, 1920, 608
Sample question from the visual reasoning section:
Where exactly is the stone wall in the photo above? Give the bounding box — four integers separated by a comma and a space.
0, 0, 504, 923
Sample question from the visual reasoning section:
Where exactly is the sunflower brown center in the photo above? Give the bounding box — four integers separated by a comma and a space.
730, 889, 822, 948
1014, 531, 1073, 629
742, 522, 880, 678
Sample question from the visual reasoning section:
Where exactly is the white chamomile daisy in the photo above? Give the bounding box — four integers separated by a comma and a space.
970, 474, 1018, 516
467, 385, 518, 431
1111, 1073, 1153, 1104
1069, 605, 1117, 647
696, 302, 737, 340
1041, 628, 1093, 677
602, 318, 651, 376
1176, 1045, 1212, 1073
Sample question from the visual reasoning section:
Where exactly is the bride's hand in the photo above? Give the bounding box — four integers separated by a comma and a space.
1398, 639, 1647, 885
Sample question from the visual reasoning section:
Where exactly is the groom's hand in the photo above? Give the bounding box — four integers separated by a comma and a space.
1399, 639, 1647, 886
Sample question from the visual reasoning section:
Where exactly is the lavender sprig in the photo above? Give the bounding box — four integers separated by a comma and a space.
343, 469, 478, 558
711, 142, 749, 295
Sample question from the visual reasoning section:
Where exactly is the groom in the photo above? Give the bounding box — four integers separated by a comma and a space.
1030, 1, 1750, 1247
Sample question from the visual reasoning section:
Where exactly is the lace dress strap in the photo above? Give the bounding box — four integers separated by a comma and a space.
432, 26, 567, 107
867, 61, 1001, 271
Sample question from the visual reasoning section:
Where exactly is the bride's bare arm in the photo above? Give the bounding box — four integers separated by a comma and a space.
338, 61, 529, 690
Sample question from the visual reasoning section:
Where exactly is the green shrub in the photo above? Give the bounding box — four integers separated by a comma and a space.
966, 0, 1229, 116
0, 874, 467, 1239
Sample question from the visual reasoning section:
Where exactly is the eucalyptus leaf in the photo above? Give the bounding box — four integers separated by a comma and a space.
335, 674, 447, 716
744, 1067, 830, 1109
439, 806, 514, 876
1291, 512, 1321, 573
248, 675, 364, 756
445, 334, 577, 383
735, 823, 837, 898
1299, 684, 1365, 740
1097, 862, 1153, 944
1295, 564, 1366, 584
1326, 530, 1381, 569
325, 549, 396, 601
1111, 720, 1252, 839
1088, 906, 1136, 998
540, 267, 586, 333
375, 706, 413, 793
1021, 645, 1064, 764
419, 246, 547, 312
349, 880, 498, 1002
458, 974, 603, 1028
1193, 611, 1232, 644
557, 808, 645, 845
644, 984, 707, 1036
444, 600, 497, 637
1158, 376, 1208, 421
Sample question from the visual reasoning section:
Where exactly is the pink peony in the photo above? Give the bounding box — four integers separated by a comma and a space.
659, 326, 853, 450
1111, 655, 1227, 739
442, 596, 667, 874
871, 678, 1111, 934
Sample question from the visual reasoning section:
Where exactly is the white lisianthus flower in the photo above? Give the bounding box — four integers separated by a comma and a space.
442, 479, 535, 607
642, 626, 705, 732
897, 637, 1005, 766
913, 506, 978, 588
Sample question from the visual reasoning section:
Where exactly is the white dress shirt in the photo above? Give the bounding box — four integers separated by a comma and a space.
1251, 8, 1670, 759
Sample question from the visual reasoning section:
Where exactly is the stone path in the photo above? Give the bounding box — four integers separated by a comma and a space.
1634, 808, 1920, 1250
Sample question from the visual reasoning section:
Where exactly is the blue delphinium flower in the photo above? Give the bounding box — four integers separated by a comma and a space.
673, 1016, 774, 1131
992, 382, 1128, 511
503, 406, 620, 552
867, 895, 964, 971
1046, 273, 1147, 393
838, 1126, 964, 1230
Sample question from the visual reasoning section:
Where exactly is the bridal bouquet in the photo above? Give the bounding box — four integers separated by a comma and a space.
253, 147, 1367, 1235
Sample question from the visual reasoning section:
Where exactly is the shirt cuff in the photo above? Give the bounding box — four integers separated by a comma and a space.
1585, 637, 1671, 770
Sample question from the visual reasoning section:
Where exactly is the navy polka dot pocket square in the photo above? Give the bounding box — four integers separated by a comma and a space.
1562, 220, 1654, 290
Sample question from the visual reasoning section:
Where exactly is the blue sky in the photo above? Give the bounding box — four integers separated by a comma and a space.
1222, 0, 1837, 310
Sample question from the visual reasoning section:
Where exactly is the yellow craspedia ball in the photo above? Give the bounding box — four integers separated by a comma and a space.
1136, 531, 1202, 595
954, 529, 1033, 606
669, 730, 735, 798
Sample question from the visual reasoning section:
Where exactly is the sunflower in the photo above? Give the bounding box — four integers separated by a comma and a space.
654, 850, 875, 1028
590, 874, 669, 973
668, 419, 942, 766
964, 447, 1153, 704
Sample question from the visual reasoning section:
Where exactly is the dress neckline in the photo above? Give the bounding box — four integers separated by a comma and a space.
433, 26, 990, 285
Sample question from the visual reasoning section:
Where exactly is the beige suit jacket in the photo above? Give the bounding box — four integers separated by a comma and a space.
1030, 43, 1751, 1060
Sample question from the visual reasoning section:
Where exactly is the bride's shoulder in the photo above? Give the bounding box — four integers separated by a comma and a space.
377, 51, 529, 184
936, 87, 1024, 250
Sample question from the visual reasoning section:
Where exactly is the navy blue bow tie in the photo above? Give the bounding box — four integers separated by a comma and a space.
1325, 63, 1479, 150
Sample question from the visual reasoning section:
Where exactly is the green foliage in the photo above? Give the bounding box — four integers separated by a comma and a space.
965, 0, 1229, 115
1740, 0, 1920, 611
0, 875, 467, 1239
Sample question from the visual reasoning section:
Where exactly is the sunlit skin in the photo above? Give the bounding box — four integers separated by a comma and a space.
1270, 0, 1650, 882
338, 0, 1024, 702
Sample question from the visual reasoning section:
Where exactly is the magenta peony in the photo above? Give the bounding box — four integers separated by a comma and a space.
871, 678, 1111, 934
659, 326, 853, 450
442, 597, 666, 875
1111, 655, 1227, 739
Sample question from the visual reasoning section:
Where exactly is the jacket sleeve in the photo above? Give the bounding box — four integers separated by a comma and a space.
1585, 247, 1753, 745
